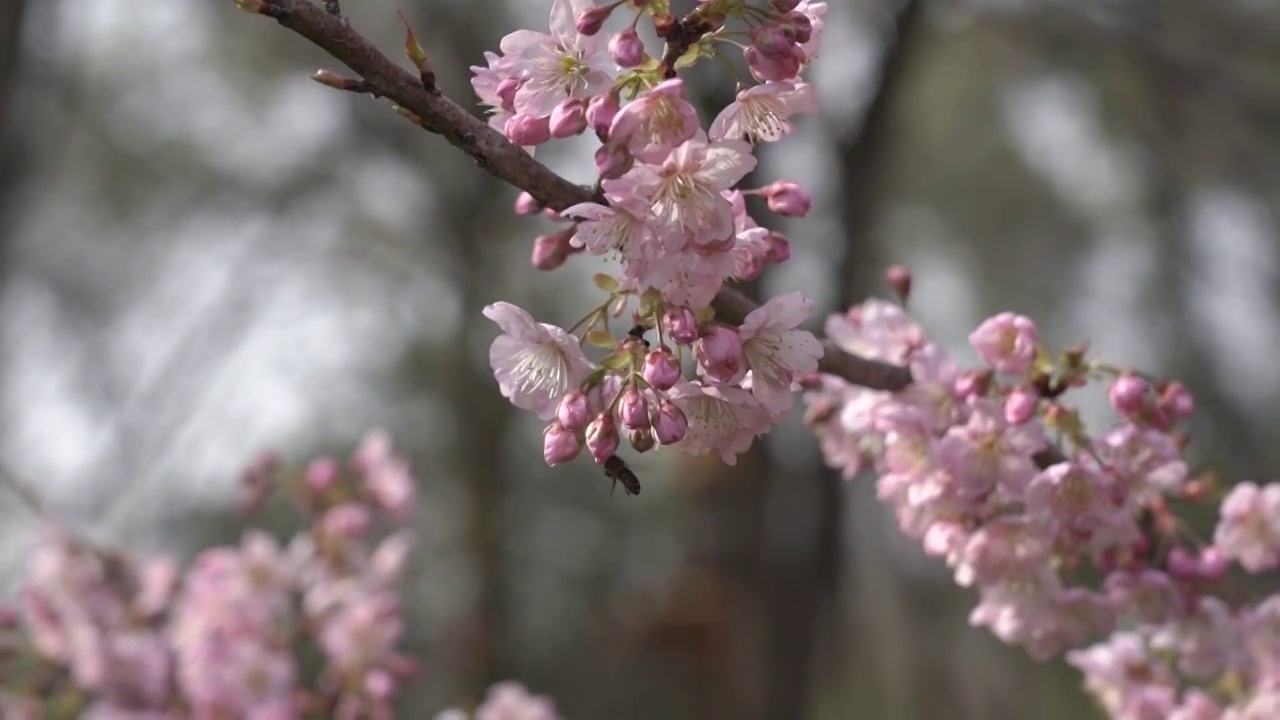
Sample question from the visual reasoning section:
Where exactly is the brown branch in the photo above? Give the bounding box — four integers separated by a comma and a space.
239, 0, 935, 395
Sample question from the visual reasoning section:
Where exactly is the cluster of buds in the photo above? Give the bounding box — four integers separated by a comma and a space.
802, 268, 1280, 718
0, 433, 418, 719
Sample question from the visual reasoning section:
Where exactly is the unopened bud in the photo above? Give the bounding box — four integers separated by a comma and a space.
1108, 374, 1147, 417
954, 369, 993, 399
311, 69, 364, 92
595, 141, 634, 180
575, 5, 613, 36
321, 503, 373, 541
514, 192, 543, 215
783, 11, 813, 44
642, 349, 681, 391
695, 325, 744, 383
305, 457, 341, 493
1004, 387, 1038, 425
1166, 546, 1198, 580
586, 412, 620, 463
532, 229, 575, 270
505, 113, 552, 146
663, 305, 699, 345
609, 28, 646, 68
762, 180, 811, 217
556, 390, 593, 433
745, 44, 803, 83
543, 422, 584, 466
1159, 381, 1195, 421
619, 388, 650, 430
496, 77, 520, 111
751, 24, 794, 59
885, 264, 912, 301
1197, 547, 1229, 582
587, 91, 621, 138
654, 401, 688, 445
550, 98, 588, 138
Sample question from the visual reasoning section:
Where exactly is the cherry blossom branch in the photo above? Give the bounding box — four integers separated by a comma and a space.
237, 0, 914, 393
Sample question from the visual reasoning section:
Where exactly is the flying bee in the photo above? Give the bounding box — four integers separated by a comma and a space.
603, 454, 641, 497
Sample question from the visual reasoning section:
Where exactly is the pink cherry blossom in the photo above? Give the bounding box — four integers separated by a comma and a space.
934, 398, 1045, 501
604, 135, 756, 250
562, 198, 659, 280
665, 381, 773, 464
709, 82, 818, 143
484, 302, 596, 421
1213, 481, 1280, 573
736, 292, 823, 415
969, 312, 1038, 376
609, 78, 700, 163
498, 0, 614, 118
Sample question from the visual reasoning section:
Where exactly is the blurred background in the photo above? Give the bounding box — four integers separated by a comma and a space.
1, 0, 1278, 718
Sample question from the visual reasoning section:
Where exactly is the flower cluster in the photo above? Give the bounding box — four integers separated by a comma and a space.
0, 433, 418, 719
477, 0, 827, 470
803, 283, 1280, 718
435, 681, 563, 720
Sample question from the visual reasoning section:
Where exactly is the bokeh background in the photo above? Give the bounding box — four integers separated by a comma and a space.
1, 0, 1278, 718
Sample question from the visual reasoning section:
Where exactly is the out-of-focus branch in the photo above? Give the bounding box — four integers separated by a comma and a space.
239, 0, 916, 393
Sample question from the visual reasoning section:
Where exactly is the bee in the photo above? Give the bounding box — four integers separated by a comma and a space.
603, 454, 641, 497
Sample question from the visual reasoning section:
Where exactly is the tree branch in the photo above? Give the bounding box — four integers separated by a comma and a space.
240, 0, 920, 393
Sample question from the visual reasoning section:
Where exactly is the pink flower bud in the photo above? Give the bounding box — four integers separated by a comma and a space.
1159, 381, 1194, 421
305, 457, 340, 493
322, 503, 373, 540
663, 305, 699, 345
609, 28, 645, 68
969, 312, 1037, 376
886, 264, 912, 301
504, 113, 551, 146
619, 388, 650, 430
365, 669, 396, 700
550, 99, 588, 138
496, 77, 519, 110
629, 427, 656, 453
514, 191, 543, 215
653, 400, 688, 445
1198, 546, 1229, 582
751, 24, 794, 59
954, 369, 992, 399
1167, 547, 1198, 580
556, 390, 593, 433
695, 325, 744, 383
586, 413, 620, 463
587, 91, 620, 138
595, 141, 634, 180
532, 229, 575, 270
783, 11, 813, 44
1004, 387, 1038, 425
770, 0, 802, 11
543, 422, 583, 466
745, 45, 803, 82
764, 231, 791, 263
1109, 374, 1147, 416
575, 5, 612, 36
762, 180, 811, 217
642, 349, 681, 390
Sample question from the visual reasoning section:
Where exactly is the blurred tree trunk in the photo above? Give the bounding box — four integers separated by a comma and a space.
0, 0, 29, 276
